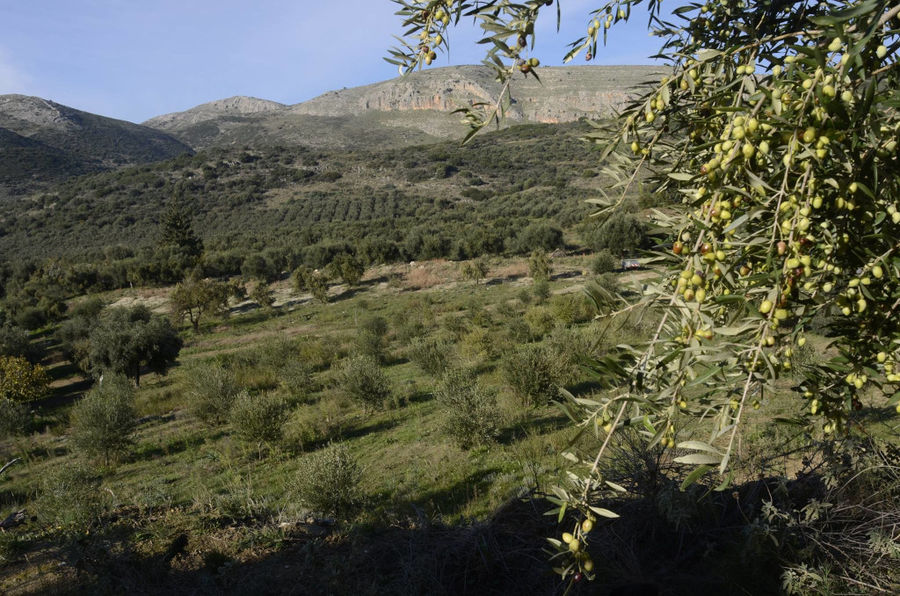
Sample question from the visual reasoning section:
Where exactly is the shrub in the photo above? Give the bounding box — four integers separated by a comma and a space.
435, 367, 500, 449
70, 375, 137, 465
293, 442, 361, 517
524, 306, 556, 340
337, 355, 392, 411
355, 316, 389, 362
459, 328, 500, 361
250, 280, 275, 310
186, 362, 240, 424
549, 293, 594, 327
0, 323, 39, 362
588, 212, 648, 256
229, 390, 288, 446
279, 359, 316, 402
532, 278, 550, 303
0, 398, 29, 438
528, 250, 551, 281
591, 249, 618, 275
39, 465, 107, 534
502, 345, 565, 406
407, 336, 454, 377
0, 355, 50, 402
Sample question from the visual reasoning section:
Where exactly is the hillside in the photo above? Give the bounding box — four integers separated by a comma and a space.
0, 95, 193, 198
0, 122, 621, 264
143, 65, 666, 150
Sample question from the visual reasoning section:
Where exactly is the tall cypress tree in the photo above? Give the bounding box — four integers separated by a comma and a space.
159, 200, 203, 258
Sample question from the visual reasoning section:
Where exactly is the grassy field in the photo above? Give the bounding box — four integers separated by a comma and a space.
0, 254, 897, 595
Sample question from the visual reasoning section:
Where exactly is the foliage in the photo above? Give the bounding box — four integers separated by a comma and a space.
159, 199, 203, 258
434, 367, 500, 449
407, 335, 455, 377
229, 390, 289, 447
392, 0, 900, 584
337, 355, 392, 411
69, 374, 137, 465
38, 465, 108, 534
460, 258, 489, 284
0, 323, 40, 363
329, 252, 365, 286
355, 315, 389, 362
293, 442, 362, 517
294, 267, 330, 303
0, 397, 29, 438
1, 124, 598, 284
56, 296, 104, 373
528, 250, 551, 281
249, 280, 275, 310
502, 344, 565, 407
591, 249, 618, 275
0, 355, 50, 402
88, 305, 182, 385
279, 359, 316, 402
185, 361, 241, 424
170, 276, 230, 331
588, 212, 648, 256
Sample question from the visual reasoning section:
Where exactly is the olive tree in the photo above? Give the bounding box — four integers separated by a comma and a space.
393, 0, 900, 583
170, 276, 230, 332
70, 374, 137, 466
89, 305, 182, 386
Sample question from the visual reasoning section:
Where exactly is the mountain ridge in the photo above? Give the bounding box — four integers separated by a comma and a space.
0, 94, 193, 198
142, 64, 666, 149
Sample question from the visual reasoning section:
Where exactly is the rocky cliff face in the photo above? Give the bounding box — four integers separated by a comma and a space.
145, 65, 667, 149
292, 65, 665, 123
144, 96, 286, 129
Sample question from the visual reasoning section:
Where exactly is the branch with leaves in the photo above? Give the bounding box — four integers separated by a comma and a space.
392, 0, 900, 586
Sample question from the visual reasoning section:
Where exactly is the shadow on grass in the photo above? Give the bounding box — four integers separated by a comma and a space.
16, 456, 899, 596
497, 413, 568, 445
130, 430, 228, 463
25, 496, 565, 596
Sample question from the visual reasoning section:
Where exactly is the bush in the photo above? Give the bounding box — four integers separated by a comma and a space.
355, 316, 389, 362
532, 278, 550, 303
435, 367, 500, 448
69, 375, 137, 465
0, 355, 50, 402
588, 212, 648, 256
0, 398, 29, 438
279, 359, 316, 402
186, 362, 240, 424
293, 442, 361, 517
39, 465, 107, 534
0, 323, 39, 363
229, 390, 288, 446
591, 249, 618, 275
524, 306, 556, 340
407, 336, 454, 377
337, 355, 392, 411
528, 250, 551, 281
551, 293, 595, 327
502, 345, 565, 406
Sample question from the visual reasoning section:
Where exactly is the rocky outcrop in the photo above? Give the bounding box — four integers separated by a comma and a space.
143, 65, 668, 150
143, 96, 286, 129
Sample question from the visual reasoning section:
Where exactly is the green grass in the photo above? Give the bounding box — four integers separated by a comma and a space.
2, 255, 897, 594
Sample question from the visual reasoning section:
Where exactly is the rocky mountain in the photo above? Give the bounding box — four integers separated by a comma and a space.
144, 96, 286, 129
0, 94, 193, 198
144, 65, 666, 150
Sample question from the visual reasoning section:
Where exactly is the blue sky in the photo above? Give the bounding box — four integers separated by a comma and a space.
0, 1, 668, 123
